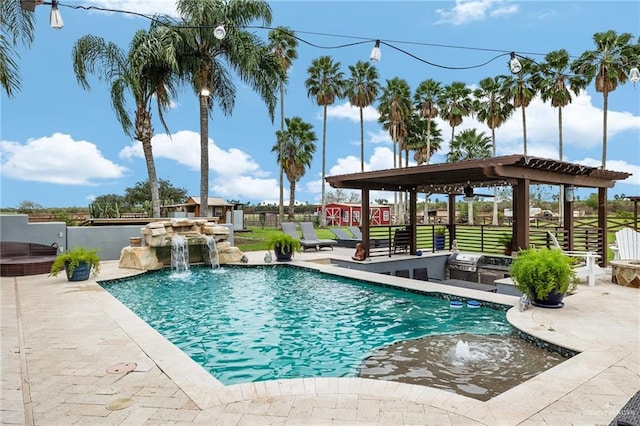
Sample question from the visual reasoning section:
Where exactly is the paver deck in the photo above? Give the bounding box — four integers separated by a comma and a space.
2, 248, 639, 425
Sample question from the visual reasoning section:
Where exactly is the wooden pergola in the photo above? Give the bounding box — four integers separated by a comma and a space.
326, 155, 631, 263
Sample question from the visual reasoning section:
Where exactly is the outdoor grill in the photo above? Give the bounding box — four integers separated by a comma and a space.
447, 252, 514, 284
447, 252, 485, 282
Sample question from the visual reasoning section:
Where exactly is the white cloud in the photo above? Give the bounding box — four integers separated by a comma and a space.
434, 0, 518, 26
212, 175, 280, 201
369, 129, 392, 145
119, 130, 266, 177
1, 133, 127, 185
327, 102, 379, 123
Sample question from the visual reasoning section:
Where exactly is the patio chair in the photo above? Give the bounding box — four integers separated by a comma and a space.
299, 222, 337, 251
347, 226, 363, 240
281, 222, 324, 252
329, 227, 360, 248
547, 231, 605, 287
612, 228, 640, 260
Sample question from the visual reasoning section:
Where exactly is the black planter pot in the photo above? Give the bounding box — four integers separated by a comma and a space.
274, 246, 293, 262
532, 290, 565, 308
65, 261, 92, 281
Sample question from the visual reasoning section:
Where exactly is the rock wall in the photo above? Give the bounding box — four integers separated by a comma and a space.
119, 219, 244, 270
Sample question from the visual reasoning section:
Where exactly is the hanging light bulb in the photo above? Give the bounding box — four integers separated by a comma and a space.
49, 0, 63, 29
370, 40, 381, 62
629, 67, 640, 84
509, 52, 522, 74
214, 25, 226, 40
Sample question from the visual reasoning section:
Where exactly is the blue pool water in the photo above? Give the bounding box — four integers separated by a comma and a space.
100, 265, 512, 385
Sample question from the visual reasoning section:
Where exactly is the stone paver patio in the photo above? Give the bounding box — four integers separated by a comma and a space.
2, 248, 639, 425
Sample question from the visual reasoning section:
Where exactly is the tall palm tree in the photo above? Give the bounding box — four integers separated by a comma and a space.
72, 25, 180, 218
447, 128, 492, 226
571, 30, 639, 168
405, 114, 443, 165
0, 0, 36, 97
345, 60, 380, 172
378, 77, 412, 224
305, 55, 345, 226
438, 81, 473, 147
175, 0, 280, 217
534, 50, 587, 161
473, 76, 514, 225
272, 116, 317, 219
268, 26, 298, 224
499, 61, 538, 156
534, 50, 588, 223
413, 79, 443, 165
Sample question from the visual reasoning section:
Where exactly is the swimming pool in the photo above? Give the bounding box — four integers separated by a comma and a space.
100, 265, 512, 385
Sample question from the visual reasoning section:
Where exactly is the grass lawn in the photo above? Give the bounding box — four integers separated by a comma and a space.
234, 226, 338, 253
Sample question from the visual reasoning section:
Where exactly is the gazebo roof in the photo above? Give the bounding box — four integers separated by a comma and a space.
326, 155, 631, 194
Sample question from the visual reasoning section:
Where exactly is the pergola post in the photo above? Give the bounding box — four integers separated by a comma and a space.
362, 189, 370, 258
409, 189, 417, 254
513, 179, 530, 250
448, 193, 457, 244
563, 185, 574, 251
598, 188, 608, 266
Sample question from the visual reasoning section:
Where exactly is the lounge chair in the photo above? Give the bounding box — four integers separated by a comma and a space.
329, 227, 360, 248
348, 226, 363, 240
547, 231, 605, 287
281, 222, 322, 252
299, 222, 337, 251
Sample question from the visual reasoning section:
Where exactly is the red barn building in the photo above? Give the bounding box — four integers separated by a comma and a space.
318, 203, 391, 226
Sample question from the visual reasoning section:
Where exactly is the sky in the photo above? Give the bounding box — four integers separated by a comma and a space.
1, 0, 639, 209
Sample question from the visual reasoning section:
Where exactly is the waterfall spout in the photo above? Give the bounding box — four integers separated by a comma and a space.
171, 235, 190, 274
205, 236, 220, 269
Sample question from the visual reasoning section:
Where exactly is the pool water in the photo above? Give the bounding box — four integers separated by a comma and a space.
100, 265, 512, 385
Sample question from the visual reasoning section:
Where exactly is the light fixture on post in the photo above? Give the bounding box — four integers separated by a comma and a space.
213, 25, 226, 40
629, 66, 640, 86
463, 184, 475, 202
565, 186, 575, 202
200, 87, 210, 97
370, 40, 381, 62
509, 52, 522, 74
49, 0, 63, 29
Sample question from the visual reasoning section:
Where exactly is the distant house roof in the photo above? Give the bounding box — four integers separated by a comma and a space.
187, 197, 233, 207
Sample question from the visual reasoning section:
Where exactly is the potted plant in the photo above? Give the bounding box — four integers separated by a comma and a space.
50, 247, 101, 281
434, 226, 446, 250
509, 248, 577, 308
267, 234, 301, 262
498, 233, 513, 256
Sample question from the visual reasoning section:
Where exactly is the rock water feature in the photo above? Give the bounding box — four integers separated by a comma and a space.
119, 219, 243, 271
358, 333, 566, 401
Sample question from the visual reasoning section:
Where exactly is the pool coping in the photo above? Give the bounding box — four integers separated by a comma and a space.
4, 251, 639, 425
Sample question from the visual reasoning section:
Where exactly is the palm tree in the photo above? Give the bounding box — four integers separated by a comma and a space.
305, 55, 345, 226
405, 114, 443, 165
473, 76, 514, 225
268, 26, 298, 224
378, 77, 412, 169
534, 50, 587, 161
378, 77, 412, 223
499, 60, 538, 156
571, 30, 640, 168
175, 0, 280, 217
447, 128, 492, 225
72, 25, 180, 218
272, 116, 317, 219
345, 60, 380, 172
0, 0, 35, 97
438, 82, 473, 146
413, 79, 443, 165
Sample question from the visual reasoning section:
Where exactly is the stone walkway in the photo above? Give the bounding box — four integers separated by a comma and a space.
2, 248, 639, 425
